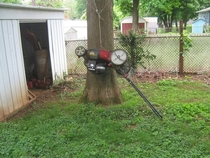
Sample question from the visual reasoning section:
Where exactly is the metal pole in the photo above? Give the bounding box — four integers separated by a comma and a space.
179, 20, 184, 74
125, 76, 163, 119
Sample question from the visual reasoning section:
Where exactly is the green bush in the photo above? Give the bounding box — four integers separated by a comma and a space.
118, 30, 156, 69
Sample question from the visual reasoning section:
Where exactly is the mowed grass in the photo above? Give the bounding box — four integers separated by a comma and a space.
1, 77, 210, 157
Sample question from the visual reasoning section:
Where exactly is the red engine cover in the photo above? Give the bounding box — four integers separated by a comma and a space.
99, 50, 111, 62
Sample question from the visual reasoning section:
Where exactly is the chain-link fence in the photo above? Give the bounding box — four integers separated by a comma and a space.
65, 34, 210, 75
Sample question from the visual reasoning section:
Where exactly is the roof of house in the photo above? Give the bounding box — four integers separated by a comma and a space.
197, 7, 210, 13
192, 18, 207, 24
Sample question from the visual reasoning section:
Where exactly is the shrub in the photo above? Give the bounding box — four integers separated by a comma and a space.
118, 30, 156, 69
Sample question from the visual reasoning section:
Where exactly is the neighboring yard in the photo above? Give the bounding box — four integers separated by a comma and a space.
1, 74, 210, 157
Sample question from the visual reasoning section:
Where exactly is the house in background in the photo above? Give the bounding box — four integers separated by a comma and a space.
63, 20, 87, 40
192, 7, 210, 33
120, 17, 158, 34
197, 7, 210, 23
0, 3, 67, 121
143, 17, 158, 34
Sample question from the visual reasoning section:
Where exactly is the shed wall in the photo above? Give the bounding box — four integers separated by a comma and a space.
122, 23, 145, 34
192, 20, 206, 34
0, 20, 28, 120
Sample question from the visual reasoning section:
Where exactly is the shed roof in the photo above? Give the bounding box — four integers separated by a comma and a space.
0, 3, 67, 20
197, 7, 210, 13
0, 3, 67, 11
121, 16, 147, 23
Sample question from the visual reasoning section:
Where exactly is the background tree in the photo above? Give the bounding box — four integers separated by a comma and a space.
140, 0, 205, 32
132, 0, 139, 31
63, 0, 76, 19
113, 4, 124, 29
74, 0, 86, 19
81, 0, 122, 105
115, 0, 132, 17
35, 0, 63, 8
178, 0, 200, 29
198, 0, 210, 9
2, 0, 21, 4
116, 0, 140, 32
140, 0, 181, 32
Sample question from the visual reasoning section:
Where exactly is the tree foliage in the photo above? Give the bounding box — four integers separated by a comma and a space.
1, 0, 21, 4
116, 0, 209, 32
74, 0, 86, 19
35, 0, 63, 8
115, 0, 132, 17
63, 0, 76, 19
118, 30, 156, 69
140, 0, 210, 31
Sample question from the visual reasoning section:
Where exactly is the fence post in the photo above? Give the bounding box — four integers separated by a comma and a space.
179, 20, 184, 74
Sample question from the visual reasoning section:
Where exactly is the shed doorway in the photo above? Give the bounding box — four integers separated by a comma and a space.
20, 22, 53, 92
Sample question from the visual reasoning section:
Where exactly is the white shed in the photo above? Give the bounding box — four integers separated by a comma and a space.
63, 20, 87, 40
0, 3, 67, 121
120, 16, 147, 34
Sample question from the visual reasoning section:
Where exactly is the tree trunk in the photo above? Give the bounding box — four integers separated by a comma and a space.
132, 0, 139, 32
81, 0, 122, 105
175, 20, 178, 32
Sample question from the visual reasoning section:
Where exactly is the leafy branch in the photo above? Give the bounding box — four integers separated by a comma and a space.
180, 31, 193, 56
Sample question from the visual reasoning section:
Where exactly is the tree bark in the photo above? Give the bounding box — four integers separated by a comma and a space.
81, 0, 122, 105
132, 0, 139, 32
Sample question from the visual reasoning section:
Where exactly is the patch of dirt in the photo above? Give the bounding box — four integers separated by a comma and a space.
7, 73, 210, 121
131, 71, 210, 85
7, 75, 84, 121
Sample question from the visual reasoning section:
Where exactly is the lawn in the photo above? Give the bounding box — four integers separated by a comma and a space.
1, 76, 210, 157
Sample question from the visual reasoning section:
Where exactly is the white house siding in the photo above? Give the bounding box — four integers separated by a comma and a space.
0, 20, 28, 120
47, 20, 67, 81
197, 7, 210, 23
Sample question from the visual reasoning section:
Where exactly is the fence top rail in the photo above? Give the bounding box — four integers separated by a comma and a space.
66, 34, 210, 42
147, 34, 210, 38
65, 39, 87, 42
190, 34, 210, 37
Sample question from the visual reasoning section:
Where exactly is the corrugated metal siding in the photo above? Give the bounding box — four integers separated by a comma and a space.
0, 20, 28, 120
47, 20, 67, 81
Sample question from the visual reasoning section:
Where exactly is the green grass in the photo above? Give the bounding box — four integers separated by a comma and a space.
1, 78, 210, 157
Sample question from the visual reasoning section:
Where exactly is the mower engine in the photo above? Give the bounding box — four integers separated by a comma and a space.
85, 49, 110, 75
75, 46, 130, 76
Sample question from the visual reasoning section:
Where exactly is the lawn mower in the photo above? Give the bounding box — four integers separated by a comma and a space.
75, 46, 162, 119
